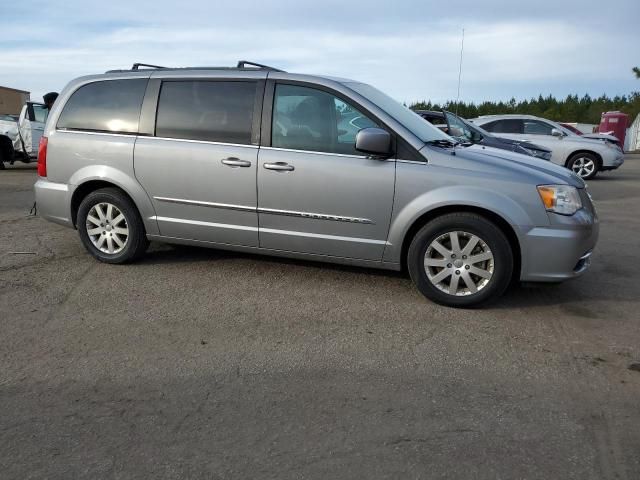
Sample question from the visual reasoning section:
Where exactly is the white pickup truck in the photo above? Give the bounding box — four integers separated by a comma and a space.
0, 102, 48, 169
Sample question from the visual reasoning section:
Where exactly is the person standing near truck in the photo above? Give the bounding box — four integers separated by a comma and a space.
43, 92, 59, 111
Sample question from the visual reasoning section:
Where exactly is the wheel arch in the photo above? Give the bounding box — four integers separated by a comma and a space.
398, 205, 521, 281
565, 149, 602, 169
68, 168, 158, 235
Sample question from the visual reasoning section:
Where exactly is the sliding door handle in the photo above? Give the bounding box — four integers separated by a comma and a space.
263, 162, 295, 172
222, 158, 251, 168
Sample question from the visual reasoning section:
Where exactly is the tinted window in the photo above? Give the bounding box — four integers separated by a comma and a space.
523, 120, 554, 135
272, 84, 378, 155
57, 79, 147, 133
156, 81, 256, 144
482, 119, 523, 134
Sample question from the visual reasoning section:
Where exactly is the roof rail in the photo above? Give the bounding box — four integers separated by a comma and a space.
106, 60, 285, 74
236, 60, 284, 72
132, 63, 167, 70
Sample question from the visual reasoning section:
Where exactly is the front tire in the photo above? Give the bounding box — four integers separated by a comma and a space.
567, 153, 598, 180
77, 188, 148, 264
407, 213, 513, 308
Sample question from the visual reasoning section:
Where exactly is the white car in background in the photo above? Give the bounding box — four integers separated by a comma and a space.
469, 114, 624, 179
0, 102, 48, 170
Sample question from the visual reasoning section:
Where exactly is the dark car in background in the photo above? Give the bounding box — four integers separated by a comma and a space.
415, 110, 552, 161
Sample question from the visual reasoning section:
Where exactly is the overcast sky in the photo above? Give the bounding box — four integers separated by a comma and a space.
1, 0, 638, 105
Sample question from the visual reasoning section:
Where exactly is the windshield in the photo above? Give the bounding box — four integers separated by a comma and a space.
560, 123, 583, 135
345, 82, 453, 143
443, 111, 491, 143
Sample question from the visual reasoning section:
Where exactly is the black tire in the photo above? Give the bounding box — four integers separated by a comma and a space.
567, 152, 599, 180
407, 213, 513, 308
0, 147, 6, 170
76, 187, 149, 264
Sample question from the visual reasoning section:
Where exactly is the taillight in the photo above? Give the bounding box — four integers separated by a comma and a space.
37, 136, 48, 177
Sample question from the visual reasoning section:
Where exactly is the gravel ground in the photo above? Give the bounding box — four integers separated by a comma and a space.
1, 156, 639, 479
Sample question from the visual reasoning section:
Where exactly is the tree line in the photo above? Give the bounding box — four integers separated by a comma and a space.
410, 91, 640, 124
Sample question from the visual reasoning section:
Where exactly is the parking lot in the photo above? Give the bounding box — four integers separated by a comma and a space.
1, 156, 639, 478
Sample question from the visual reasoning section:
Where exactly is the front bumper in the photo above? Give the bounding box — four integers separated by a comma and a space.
34, 178, 73, 227
519, 207, 599, 282
600, 150, 624, 170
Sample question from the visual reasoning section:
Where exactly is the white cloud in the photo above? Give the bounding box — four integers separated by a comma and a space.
0, 15, 637, 104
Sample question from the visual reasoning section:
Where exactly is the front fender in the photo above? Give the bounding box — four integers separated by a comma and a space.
383, 185, 544, 265
68, 165, 159, 235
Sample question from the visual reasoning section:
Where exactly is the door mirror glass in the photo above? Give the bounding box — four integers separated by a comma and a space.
551, 128, 564, 137
355, 128, 391, 157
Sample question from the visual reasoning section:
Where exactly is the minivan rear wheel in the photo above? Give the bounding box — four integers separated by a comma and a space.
407, 213, 513, 308
77, 188, 148, 263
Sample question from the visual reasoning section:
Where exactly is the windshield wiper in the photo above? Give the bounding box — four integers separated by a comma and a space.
424, 139, 459, 148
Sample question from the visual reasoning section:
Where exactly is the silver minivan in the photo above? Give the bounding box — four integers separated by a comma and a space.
34, 61, 599, 307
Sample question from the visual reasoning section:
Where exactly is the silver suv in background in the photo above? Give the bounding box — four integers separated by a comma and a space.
34, 62, 599, 307
469, 114, 624, 179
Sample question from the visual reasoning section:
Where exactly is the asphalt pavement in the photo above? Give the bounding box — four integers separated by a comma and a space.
1, 156, 639, 479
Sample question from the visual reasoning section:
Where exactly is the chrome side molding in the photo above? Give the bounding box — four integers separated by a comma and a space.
153, 196, 374, 224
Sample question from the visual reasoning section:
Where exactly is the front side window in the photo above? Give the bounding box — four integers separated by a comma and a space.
482, 119, 523, 134
272, 84, 378, 155
57, 79, 148, 133
155, 81, 256, 144
523, 120, 554, 135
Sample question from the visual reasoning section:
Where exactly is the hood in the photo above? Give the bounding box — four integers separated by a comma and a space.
582, 133, 619, 142
487, 136, 551, 152
423, 143, 584, 188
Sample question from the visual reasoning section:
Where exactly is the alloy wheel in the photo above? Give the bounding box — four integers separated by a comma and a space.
86, 202, 129, 254
424, 230, 494, 296
571, 156, 596, 178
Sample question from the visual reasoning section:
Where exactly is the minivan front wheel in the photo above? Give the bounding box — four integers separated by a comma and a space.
77, 188, 148, 264
408, 213, 513, 308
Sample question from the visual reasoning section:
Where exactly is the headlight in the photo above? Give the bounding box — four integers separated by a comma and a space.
521, 146, 552, 161
537, 185, 582, 215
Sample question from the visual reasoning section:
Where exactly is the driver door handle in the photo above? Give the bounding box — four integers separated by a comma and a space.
221, 157, 251, 168
263, 162, 295, 172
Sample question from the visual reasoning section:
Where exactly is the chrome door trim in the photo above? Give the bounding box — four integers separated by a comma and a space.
258, 207, 374, 224
153, 196, 374, 224
55, 129, 137, 138
260, 227, 387, 245
260, 145, 394, 161
154, 196, 256, 213
152, 216, 259, 232
397, 159, 426, 165
146, 136, 260, 149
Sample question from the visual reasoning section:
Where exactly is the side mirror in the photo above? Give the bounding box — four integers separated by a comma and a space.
551, 128, 564, 138
355, 127, 391, 157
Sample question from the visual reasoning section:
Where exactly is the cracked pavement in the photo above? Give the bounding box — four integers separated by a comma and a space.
1, 157, 640, 479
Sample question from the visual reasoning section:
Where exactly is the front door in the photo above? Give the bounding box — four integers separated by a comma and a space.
257, 83, 395, 261
27, 102, 48, 151
135, 80, 261, 246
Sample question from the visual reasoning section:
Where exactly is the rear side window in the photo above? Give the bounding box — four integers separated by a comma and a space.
155, 81, 256, 144
57, 79, 147, 134
482, 119, 523, 134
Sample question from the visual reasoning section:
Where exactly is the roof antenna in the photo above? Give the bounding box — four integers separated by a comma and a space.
455, 28, 465, 117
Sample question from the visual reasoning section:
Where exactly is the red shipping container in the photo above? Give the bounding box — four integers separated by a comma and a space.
598, 111, 628, 145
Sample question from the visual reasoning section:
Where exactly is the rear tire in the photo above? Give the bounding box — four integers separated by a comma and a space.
407, 213, 513, 308
567, 152, 598, 180
77, 188, 149, 264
